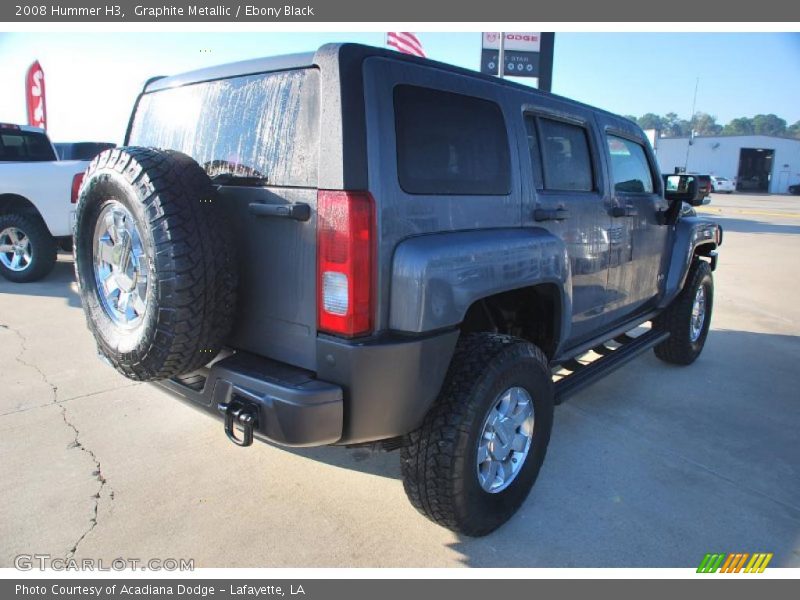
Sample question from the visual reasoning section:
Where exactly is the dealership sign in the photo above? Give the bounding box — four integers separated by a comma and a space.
482, 32, 541, 52
25, 60, 47, 130
481, 32, 542, 78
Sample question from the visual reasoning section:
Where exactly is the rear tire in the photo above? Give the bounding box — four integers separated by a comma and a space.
0, 213, 57, 283
74, 147, 237, 381
401, 333, 554, 536
653, 259, 713, 365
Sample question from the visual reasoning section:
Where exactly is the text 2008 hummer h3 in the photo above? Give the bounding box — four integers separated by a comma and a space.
73, 44, 721, 536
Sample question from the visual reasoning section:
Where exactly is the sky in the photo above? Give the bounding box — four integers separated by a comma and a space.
0, 32, 798, 143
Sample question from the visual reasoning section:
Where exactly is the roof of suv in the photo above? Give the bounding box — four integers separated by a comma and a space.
140, 43, 631, 126
146, 51, 316, 92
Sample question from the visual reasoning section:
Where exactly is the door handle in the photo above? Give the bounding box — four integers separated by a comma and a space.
248, 202, 310, 222
534, 208, 570, 222
611, 205, 638, 218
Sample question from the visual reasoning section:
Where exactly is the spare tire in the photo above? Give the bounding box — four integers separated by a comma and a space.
74, 147, 237, 381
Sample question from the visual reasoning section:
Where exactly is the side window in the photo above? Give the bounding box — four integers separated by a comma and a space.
607, 135, 654, 194
538, 118, 594, 192
394, 85, 511, 195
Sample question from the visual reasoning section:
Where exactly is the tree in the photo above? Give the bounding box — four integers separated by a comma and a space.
788, 121, 800, 139
751, 114, 787, 136
661, 112, 691, 137
690, 112, 722, 135
637, 113, 665, 131
722, 117, 754, 136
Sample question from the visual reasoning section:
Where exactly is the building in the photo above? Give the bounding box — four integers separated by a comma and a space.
649, 133, 800, 194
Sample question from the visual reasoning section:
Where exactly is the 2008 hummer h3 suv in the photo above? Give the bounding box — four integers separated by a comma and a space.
74, 44, 721, 536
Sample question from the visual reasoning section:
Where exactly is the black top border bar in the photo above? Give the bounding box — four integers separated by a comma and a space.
3, 0, 800, 22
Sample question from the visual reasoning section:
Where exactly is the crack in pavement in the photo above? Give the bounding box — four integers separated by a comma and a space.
0, 381, 142, 418
1, 321, 114, 558
60, 404, 113, 558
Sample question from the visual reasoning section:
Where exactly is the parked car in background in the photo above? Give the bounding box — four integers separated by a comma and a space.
691, 174, 712, 199
710, 176, 735, 194
54, 141, 116, 161
0, 123, 86, 281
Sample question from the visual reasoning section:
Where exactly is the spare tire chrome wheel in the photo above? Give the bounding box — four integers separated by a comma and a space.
74, 147, 237, 381
93, 201, 150, 328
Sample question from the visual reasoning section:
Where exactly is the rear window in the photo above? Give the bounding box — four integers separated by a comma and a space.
393, 85, 510, 195
128, 69, 319, 187
0, 130, 56, 162
57, 142, 116, 161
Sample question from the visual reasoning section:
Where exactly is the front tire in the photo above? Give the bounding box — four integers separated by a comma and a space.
653, 259, 714, 365
401, 333, 554, 536
0, 213, 57, 283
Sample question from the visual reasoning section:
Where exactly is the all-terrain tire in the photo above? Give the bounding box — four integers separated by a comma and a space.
401, 333, 554, 536
74, 147, 237, 381
653, 259, 713, 365
0, 212, 57, 283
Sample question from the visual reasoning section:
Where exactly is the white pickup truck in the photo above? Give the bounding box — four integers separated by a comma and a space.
0, 123, 87, 282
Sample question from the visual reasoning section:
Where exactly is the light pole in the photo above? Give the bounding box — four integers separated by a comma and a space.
497, 32, 505, 79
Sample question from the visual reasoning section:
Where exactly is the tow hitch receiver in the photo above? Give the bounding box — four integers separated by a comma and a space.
217, 398, 259, 447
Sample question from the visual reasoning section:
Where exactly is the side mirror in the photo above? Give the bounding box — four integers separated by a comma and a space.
663, 174, 704, 206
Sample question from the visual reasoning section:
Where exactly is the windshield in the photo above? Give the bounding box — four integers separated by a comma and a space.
0, 129, 56, 162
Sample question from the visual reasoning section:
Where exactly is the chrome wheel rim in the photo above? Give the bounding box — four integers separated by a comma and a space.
689, 285, 706, 343
0, 227, 32, 272
93, 201, 149, 328
476, 386, 535, 494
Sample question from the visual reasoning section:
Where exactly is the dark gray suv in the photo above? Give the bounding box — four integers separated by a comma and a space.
73, 43, 721, 536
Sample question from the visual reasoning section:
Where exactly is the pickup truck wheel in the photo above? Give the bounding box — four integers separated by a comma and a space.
0, 213, 57, 283
401, 333, 554, 536
653, 259, 713, 365
74, 147, 237, 381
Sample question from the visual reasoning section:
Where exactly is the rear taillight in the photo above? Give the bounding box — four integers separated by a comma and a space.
317, 190, 375, 337
70, 172, 85, 204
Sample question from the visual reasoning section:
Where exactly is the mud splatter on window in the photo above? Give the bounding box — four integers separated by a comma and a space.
129, 68, 319, 187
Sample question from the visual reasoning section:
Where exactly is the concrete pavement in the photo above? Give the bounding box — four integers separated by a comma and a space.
1, 193, 798, 567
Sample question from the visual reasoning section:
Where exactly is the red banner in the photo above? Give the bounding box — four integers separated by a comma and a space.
25, 60, 47, 130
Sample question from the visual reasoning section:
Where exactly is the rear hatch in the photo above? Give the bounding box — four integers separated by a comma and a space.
127, 66, 321, 370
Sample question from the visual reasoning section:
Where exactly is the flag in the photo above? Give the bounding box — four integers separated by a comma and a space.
25, 60, 47, 130
387, 32, 425, 58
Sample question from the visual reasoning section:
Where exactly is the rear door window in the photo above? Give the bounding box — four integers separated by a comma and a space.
606, 135, 654, 194
128, 69, 319, 187
538, 118, 594, 192
393, 85, 511, 195
0, 131, 56, 162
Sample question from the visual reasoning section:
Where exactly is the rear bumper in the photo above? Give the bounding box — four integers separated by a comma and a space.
154, 329, 459, 447
155, 352, 343, 447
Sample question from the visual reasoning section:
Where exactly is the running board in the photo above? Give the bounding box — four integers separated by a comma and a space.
554, 330, 670, 404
